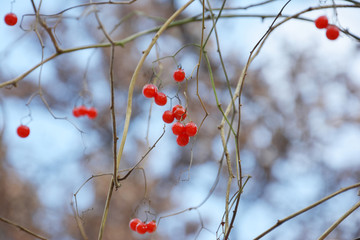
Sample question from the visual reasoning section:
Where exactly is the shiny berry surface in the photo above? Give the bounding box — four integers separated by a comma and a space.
154, 92, 167, 106
172, 122, 185, 135
129, 218, 141, 231
142, 84, 158, 98
173, 68, 185, 82
146, 221, 157, 233
173, 107, 187, 121
4, 13, 17, 26
162, 110, 175, 123
185, 122, 197, 137
136, 222, 147, 234
177, 133, 190, 146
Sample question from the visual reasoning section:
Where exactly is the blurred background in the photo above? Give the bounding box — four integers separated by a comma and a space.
1, 0, 360, 239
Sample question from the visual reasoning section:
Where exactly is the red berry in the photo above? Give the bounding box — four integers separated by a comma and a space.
162, 110, 175, 123
136, 222, 147, 234
173, 107, 187, 121
77, 105, 88, 116
172, 104, 182, 113
326, 25, 340, 40
4, 13, 17, 26
146, 221, 157, 233
129, 218, 141, 231
87, 107, 98, 119
154, 92, 167, 106
17, 125, 30, 138
172, 122, 185, 135
315, 15, 328, 29
173, 68, 185, 82
72, 107, 81, 117
185, 122, 197, 137
142, 84, 158, 98
177, 133, 190, 146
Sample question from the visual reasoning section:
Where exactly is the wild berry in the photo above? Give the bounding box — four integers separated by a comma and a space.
162, 110, 175, 123
78, 105, 88, 116
326, 25, 339, 40
72, 107, 81, 117
4, 13, 17, 26
172, 122, 185, 135
17, 125, 30, 138
173, 107, 187, 121
177, 133, 190, 146
173, 68, 185, 82
154, 92, 167, 106
87, 107, 98, 119
185, 122, 197, 137
136, 222, 147, 234
129, 218, 141, 231
315, 15, 328, 29
142, 84, 158, 98
146, 221, 157, 233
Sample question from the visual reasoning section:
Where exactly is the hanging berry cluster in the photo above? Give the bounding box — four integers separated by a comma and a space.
314, 15, 340, 40
72, 105, 98, 119
142, 84, 167, 106
129, 218, 157, 235
142, 67, 198, 147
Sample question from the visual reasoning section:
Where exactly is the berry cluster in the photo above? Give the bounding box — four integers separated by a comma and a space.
143, 68, 197, 147
142, 84, 167, 106
314, 15, 340, 40
129, 218, 157, 235
73, 105, 98, 119
162, 105, 197, 147
17, 125, 30, 138
4, 13, 17, 26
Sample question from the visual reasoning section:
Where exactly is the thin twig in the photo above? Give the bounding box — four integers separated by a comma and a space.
254, 182, 360, 239
0, 217, 48, 240
318, 200, 360, 240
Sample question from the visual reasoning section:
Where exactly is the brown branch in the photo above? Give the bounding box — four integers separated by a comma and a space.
254, 182, 360, 239
0, 216, 48, 240
318, 200, 360, 240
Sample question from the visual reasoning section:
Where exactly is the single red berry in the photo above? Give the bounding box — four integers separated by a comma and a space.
173, 68, 185, 82
185, 122, 197, 137
154, 92, 167, 106
177, 133, 190, 146
142, 84, 158, 98
146, 221, 157, 233
162, 110, 175, 123
17, 125, 30, 138
136, 222, 147, 234
172, 104, 182, 113
72, 107, 81, 117
172, 122, 185, 135
314, 15, 328, 29
4, 13, 17, 26
77, 105, 88, 116
87, 107, 98, 119
174, 107, 187, 121
326, 25, 340, 40
129, 218, 141, 232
